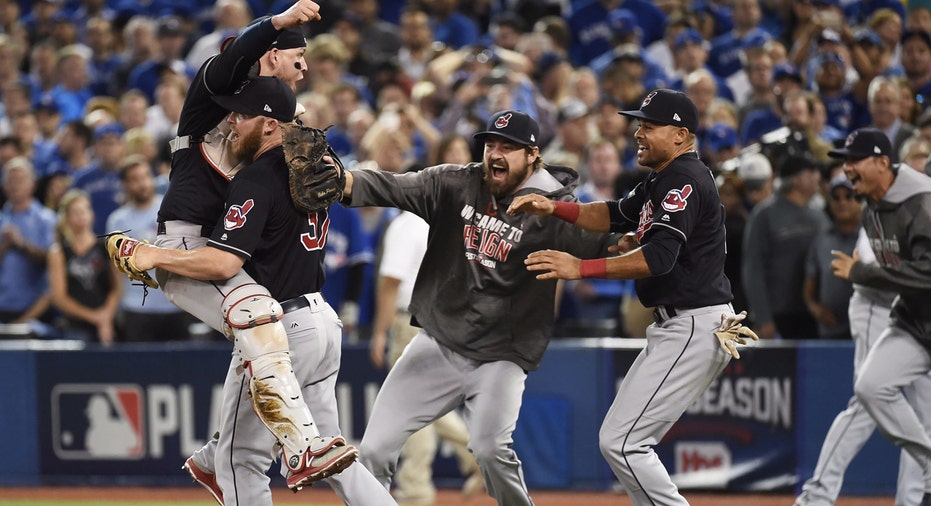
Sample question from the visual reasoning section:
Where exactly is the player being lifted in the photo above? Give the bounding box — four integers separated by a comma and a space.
106, 0, 359, 501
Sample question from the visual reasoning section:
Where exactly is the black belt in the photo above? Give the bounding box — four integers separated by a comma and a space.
156, 222, 214, 237
652, 305, 678, 324
280, 296, 310, 314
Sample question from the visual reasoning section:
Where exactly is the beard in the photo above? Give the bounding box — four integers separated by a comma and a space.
231, 126, 264, 161
483, 159, 531, 198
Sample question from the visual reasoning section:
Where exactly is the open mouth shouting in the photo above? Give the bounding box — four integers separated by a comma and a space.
488, 160, 509, 182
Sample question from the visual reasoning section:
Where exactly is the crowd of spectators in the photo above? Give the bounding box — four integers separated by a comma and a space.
0, 0, 929, 343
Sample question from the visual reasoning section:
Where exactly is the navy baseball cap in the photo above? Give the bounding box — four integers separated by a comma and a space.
618, 89, 699, 133
473, 110, 539, 147
270, 25, 306, 50
902, 29, 931, 49
828, 128, 893, 160
210, 76, 296, 123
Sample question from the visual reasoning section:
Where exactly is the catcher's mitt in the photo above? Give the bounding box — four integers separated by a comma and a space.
280, 123, 346, 213
104, 232, 158, 289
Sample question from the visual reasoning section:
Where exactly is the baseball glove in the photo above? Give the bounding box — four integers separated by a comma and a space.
715, 310, 759, 360
104, 232, 158, 289
280, 123, 346, 213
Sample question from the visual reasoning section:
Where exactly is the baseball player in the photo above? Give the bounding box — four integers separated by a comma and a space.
340, 110, 618, 505
508, 89, 756, 506
796, 225, 931, 506
129, 77, 394, 505
143, 0, 359, 499
828, 128, 931, 506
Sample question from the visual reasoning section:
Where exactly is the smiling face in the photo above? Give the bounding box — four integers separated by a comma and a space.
632, 120, 685, 169
841, 155, 894, 202
481, 136, 537, 198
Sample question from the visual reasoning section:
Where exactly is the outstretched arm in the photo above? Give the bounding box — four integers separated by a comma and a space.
507, 194, 613, 233
133, 244, 245, 281
525, 248, 652, 280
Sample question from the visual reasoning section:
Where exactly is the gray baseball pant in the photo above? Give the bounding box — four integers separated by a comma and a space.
856, 325, 931, 495
191, 296, 396, 505
600, 304, 732, 506
359, 330, 534, 506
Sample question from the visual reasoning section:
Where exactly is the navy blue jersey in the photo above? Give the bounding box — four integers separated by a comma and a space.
609, 152, 732, 308
157, 18, 281, 226
206, 146, 327, 300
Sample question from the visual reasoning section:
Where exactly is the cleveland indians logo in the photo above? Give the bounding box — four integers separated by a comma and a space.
661, 184, 692, 212
641, 90, 658, 108
224, 199, 254, 230
495, 113, 512, 129
844, 130, 858, 148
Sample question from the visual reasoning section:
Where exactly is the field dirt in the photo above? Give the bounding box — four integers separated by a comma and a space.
0, 486, 895, 505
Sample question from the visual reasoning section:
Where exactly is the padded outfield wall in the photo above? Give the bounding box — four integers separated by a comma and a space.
0, 339, 898, 495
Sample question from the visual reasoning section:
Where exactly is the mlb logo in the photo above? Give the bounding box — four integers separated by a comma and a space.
52, 384, 145, 460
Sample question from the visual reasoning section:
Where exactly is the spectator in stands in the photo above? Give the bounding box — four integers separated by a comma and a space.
48, 189, 120, 344
569, 139, 630, 335
708, 0, 766, 79
900, 134, 931, 175
743, 155, 829, 339
645, 7, 698, 73
396, 6, 440, 83
901, 29, 931, 111
781, 90, 835, 162
736, 151, 775, 210
0, 156, 55, 326
807, 93, 847, 145
345, 0, 402, 64
542, 97, 591, 171
127, 16, 195, 104
110, 16, 157, 98
703, 122, 740, 171
45, 120, 93, 178
867, 75, 917, 162
145, 75, 185, 148
817, 54, 860, 134
670, 29, 734, 102
726, 35, 774, 112
70, 122, 125, 235
803, 175, 860, 340
28, 40, 59, 97
486, 11, 526, 52
740, 62, 804, 145
46, 45, 93, 125
0, 82, 34, 137
185, 0, 252, 69
106, 156, 192, 342
566, 0, 665, 67
117, 90, 148, 132
422, 0, 479, 50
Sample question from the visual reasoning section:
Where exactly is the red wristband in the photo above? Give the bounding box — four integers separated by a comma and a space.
579, 258, 607, 278
552, 200, 580, 223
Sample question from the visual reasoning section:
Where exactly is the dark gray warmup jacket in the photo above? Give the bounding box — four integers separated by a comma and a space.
850, 166, 931, 344
346, 163, 617, 371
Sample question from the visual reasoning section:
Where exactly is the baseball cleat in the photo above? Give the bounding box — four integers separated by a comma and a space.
182, 457, 223, 505
285, 435, 359, 491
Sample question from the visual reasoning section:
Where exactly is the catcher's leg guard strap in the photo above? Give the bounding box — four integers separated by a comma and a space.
222, 284, 319, 457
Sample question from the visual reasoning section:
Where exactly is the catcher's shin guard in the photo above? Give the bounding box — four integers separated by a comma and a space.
222, 284, 319, 458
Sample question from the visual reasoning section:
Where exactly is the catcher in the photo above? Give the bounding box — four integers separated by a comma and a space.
104, 2, 392, 504
107, 77, 393, 505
